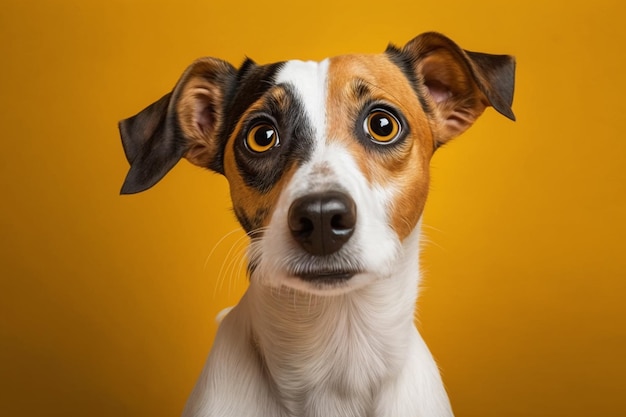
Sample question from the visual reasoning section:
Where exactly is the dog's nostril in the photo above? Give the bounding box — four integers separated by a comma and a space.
293, 217, 314, 237
331, 211, 356, 234
331, 214, 346, 230
288, 191, 357, 256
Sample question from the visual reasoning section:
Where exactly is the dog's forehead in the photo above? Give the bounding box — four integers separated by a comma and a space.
271, 53, 411, 104
326, 54, 417, 99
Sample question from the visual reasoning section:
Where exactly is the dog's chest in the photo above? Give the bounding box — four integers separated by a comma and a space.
249, 286, 409, 417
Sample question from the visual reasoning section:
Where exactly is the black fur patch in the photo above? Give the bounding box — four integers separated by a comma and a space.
232, 83, 315, 194
209, 60, 285, 173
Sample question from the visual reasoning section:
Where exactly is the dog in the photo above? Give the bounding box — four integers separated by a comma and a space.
119, 32, 515, 417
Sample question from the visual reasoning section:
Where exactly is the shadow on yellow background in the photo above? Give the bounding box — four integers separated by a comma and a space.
1, 0, 625, 416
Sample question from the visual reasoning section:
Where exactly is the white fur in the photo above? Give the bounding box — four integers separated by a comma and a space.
181, 60, 454, 417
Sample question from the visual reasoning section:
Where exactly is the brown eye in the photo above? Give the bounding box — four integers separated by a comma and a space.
245, 123, 279, 153
364, 109, 400, 144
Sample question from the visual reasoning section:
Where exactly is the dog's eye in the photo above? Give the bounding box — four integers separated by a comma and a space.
364, 109, 401, 144
245, 123, 280, 153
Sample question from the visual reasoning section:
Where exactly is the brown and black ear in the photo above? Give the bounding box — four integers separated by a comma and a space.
119, 58, 236, 194
399, 32, 515, 146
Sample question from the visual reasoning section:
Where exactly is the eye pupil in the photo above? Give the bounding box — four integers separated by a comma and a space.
255, 126, 275, 147
372, 114, 392, 137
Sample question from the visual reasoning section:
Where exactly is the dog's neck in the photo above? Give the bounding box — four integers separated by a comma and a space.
245, 229, 422, 416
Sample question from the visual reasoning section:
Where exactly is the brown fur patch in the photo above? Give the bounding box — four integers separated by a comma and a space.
326, 55, 435, 240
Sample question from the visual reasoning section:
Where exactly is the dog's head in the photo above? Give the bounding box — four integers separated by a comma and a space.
120, 32, 515, 294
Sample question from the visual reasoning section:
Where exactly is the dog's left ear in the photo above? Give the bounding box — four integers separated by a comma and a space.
119, 58, 236, 194
397, 32, 515, 146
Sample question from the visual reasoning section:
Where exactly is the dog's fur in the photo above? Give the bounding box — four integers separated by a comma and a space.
119, 32, 515, 417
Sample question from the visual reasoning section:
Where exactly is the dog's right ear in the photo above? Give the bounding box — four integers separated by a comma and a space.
119, 58, 236, 194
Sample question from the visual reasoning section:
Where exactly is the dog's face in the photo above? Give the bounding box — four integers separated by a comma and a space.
120, 32, 515, 294
227, 55, 435, 293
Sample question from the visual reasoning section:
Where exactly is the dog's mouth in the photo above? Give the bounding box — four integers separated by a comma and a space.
296, 270, 357, 283
285, 251, 364, 286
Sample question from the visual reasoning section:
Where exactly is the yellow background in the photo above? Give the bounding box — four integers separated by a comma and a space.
1, 0, 625, 416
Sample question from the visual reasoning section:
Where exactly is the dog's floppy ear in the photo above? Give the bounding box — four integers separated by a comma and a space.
398, 32, 515, 146
119, 58, 236, 194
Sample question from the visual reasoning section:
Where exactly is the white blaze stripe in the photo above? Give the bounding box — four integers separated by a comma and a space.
274, 59, 329, 146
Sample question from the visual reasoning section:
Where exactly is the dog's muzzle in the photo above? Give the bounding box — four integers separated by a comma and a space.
288, 191, 356, 257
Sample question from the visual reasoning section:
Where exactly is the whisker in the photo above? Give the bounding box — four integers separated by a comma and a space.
420, 226, 446, 253
224, 241, 247, 297
213, 232, 251, 299
210, 226, 269, 299
203, 228, 245, 271
235, 252, 250, 282
421, 223, 446, 234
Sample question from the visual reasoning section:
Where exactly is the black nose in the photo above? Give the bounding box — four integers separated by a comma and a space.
288, 191, 357, 256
